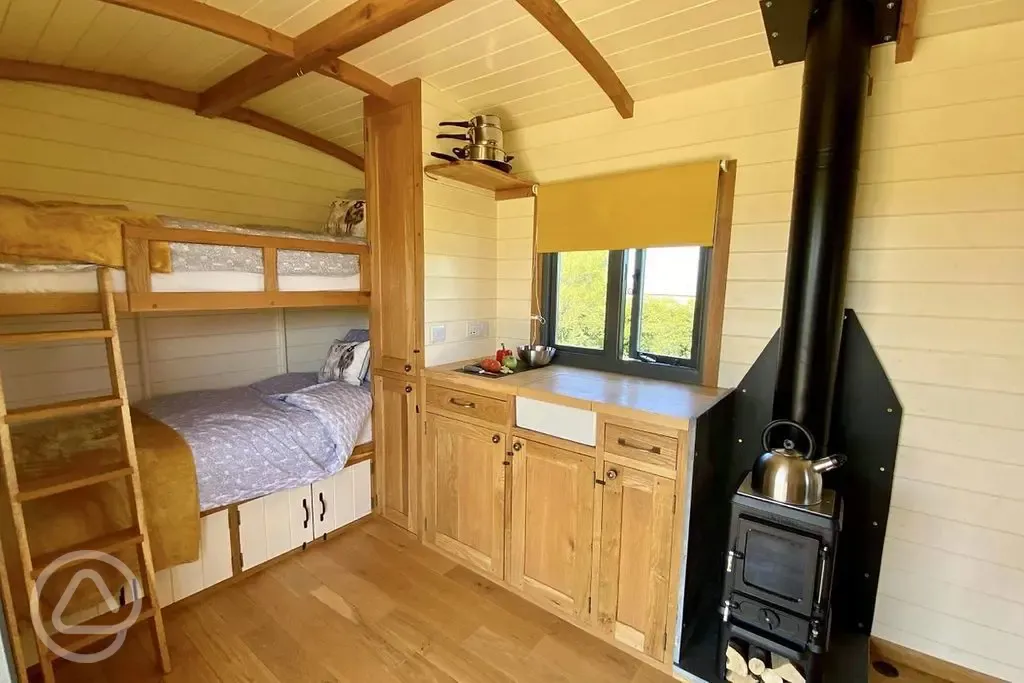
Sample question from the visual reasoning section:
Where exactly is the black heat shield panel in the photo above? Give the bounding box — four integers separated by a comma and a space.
677, 310, 902, 682
760, 0, 905, 67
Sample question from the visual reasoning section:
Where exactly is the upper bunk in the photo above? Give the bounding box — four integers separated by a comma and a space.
0, 195, 370, 315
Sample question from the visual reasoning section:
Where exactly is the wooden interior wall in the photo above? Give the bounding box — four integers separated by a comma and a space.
421, 81, 499, 366
497, 197, 535, 352
0, 313, 143, 409
503, 20, 1024, 681
140, 311, 284, 396
0, 81, 361, 229
283, 308, 370, 373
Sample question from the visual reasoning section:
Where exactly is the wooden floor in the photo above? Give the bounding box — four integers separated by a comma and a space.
46, 516, 955, 683
52, 518, 677, 683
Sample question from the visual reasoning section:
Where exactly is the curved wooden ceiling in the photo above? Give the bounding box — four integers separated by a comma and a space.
1, 0, 1022, 167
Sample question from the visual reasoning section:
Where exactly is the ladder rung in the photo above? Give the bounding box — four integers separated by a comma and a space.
46, 598, 155, 659
0, 329, 113, 346
17, 461, 133, 502
30, 528, 144, 578
3, 396, 123, 425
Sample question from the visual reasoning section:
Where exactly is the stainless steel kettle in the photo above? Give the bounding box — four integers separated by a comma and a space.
752, 420, 847, 506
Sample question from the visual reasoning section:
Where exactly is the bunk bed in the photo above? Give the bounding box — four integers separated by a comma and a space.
0, 196, 370, 315
0, 195, 376, 680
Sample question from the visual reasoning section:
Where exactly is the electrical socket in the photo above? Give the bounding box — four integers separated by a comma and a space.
467, 320, 489, 338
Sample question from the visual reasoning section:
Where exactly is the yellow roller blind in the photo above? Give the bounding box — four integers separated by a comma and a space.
535, 159, 722, 253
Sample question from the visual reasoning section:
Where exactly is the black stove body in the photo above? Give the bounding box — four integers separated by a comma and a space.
718, 476, 843, 682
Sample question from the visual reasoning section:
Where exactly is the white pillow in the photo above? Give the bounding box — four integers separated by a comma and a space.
343, 341, 371, 386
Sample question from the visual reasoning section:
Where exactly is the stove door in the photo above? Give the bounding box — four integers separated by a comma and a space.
732, 516, 821, 616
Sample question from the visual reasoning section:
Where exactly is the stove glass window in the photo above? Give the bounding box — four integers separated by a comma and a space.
743, 527, 815, 603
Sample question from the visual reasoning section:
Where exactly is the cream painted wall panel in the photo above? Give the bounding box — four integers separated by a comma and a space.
0, 314, 142, 410
497, 197, 535, 350
283, 308, 369, 373
502, 21, 1024, 679
0, 83, 359, 229
143, 311, 283, 396
422, 81, 498, 366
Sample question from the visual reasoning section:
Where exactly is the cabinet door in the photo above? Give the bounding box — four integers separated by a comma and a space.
238, 484, 314, 572
374, 373, 419, 532
424, 413, 506, 577
366, 95, 422, 376
509, 439, 595, 618
312, 476, 338, 539
596, 466, 676, 661
312, 460, 375, 538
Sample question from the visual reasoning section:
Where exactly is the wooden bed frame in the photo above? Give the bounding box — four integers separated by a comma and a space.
0, 222, 371, 316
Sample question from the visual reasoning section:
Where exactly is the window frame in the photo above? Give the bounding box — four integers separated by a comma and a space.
540, 246, 713, 385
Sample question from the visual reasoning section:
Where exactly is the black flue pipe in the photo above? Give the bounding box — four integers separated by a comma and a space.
771, 0, 874, 452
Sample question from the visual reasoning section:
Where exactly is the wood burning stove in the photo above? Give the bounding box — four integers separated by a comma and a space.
718, 475, 843, 683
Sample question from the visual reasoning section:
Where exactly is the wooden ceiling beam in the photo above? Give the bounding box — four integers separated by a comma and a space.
515, 0, 633, 119
895, 0, 919, 64
197, 0, 455, 118
0, 59, 363, 171
97, 0, 394, 102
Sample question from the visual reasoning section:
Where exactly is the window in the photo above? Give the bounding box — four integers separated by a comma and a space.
542, 246, 711, 383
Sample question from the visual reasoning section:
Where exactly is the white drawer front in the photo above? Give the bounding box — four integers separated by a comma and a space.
515, 397, 597, 446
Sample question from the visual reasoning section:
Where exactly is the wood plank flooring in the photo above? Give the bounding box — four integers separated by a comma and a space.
52, 518, 677, 683
45, 517, 957, 683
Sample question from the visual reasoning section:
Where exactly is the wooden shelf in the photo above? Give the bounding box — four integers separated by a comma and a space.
424, 160, 536, 199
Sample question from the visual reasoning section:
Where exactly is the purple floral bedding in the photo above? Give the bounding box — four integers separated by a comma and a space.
137, 374, 371, 511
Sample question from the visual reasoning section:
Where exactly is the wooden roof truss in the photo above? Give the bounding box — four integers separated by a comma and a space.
0, 0, 637, 168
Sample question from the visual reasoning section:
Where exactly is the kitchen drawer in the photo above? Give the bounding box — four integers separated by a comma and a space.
603, 423, 678, 474
426, 383, 510, 426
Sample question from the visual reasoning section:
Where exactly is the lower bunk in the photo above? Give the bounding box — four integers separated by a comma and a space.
3, 371, 375, 670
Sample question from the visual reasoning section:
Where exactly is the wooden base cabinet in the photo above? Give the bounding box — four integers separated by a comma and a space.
595, 465, 677, 661
423, 413, 506, 577
374, 373, 419, 532
509, 438, 595, 620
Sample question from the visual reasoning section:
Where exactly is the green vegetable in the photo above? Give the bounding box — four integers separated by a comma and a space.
502, 355, 518, 370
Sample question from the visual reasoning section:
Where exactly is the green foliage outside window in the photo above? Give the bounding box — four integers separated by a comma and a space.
555, 251, 697, 360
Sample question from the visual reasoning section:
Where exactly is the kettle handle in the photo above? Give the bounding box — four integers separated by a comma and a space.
761, 419, 815, 459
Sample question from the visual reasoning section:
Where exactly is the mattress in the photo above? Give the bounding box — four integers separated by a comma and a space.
0, 268, 360, 293
138, 374, 372, 511
0, 214, 365, 294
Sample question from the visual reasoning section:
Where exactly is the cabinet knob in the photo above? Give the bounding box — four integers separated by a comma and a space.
404, 364, 412, 372
605, 469, 619, 481
404, 385, 412, 393
512, 442, 522, 452
492, 434, 501, 444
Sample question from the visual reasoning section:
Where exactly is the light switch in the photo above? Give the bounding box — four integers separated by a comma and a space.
467, 320, 489, 338
430, 324, 446, 344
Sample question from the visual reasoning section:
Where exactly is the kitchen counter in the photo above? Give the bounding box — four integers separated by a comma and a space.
425, 361, 729, 429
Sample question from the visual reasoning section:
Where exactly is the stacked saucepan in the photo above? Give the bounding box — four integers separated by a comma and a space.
432, 114, 515, 173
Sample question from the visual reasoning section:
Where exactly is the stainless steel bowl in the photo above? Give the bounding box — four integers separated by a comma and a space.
517, 345, 556, 367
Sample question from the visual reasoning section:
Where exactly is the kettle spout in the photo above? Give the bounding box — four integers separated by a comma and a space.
812, 454, 848, 474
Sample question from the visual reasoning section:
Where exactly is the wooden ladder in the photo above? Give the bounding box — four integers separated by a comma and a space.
0, 269, 170, 682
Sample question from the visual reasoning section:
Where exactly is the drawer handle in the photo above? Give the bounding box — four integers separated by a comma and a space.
404, 364, 412, 372
492, 434, 501, 444
606, 469, 619, 481
449, 398, 476, 409
404, 385, 412, 393
617, 437, 661, 455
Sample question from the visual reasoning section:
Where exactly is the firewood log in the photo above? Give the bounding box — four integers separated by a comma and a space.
726, 645, 748, 676
762, 670, 784, 683
768, 653, 806, 683
726, 672, 757, 683
748, 657, 767, 676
